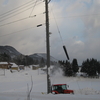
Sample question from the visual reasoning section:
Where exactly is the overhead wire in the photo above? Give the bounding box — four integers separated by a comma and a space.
0, 12, 45, 27
49, 0, 70, 60
1, 0, 99, 27
0, 1, 43, 22
0, 1, 43, 19
0, 1, 45, 49
0, 0, 45, 39
49, 0, 100, 60
0, 0, 40, 17
0, 17, 29, 27
0, 23, 45, 38
49, 1, 64, 45
29, 0, 38, 17
0, 12, 100, 27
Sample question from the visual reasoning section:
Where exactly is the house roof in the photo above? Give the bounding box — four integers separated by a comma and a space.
19, 65, 24, 66
33, 65, 39, 67
0, 62, 8, 64
10, 63, 18, 67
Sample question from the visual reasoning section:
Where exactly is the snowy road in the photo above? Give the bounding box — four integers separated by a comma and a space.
0, 92, 100, 100
0, 68, 100, 100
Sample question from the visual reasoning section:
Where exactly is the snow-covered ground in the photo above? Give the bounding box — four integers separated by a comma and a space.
0, 67, 100, 100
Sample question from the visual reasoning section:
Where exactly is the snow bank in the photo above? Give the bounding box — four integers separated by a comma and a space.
0, 67, 100, 100
74, 88, 100, 95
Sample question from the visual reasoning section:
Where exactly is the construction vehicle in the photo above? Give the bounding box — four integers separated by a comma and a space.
51, 84, 74, 94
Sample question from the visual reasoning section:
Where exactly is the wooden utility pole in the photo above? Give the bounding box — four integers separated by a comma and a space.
45, 0, 50, 94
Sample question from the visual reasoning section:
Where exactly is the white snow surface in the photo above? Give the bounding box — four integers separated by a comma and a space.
0, 62, 8, 64
10, 63, 18, 67
0, 66, 100, 100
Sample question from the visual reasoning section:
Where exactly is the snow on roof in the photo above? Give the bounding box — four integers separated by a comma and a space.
19, 65, 24, 66
33, 65, 39, 67
10, 63, 18, 67
42, 65, 54, 69
0, 62, 8, 64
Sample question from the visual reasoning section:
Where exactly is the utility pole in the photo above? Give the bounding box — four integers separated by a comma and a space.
45, 0, 50, 94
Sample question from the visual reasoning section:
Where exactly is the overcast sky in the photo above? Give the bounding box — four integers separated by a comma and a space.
0, 0, 100, 65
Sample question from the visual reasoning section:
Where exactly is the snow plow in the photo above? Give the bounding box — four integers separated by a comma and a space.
51, 84, 74, 94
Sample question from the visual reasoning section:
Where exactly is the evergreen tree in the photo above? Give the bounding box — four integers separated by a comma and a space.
39, 58, 45, 67
58, 60, 65, 66
81, 58, 99, 77
34, 59, 39, 65
72, 58, 79, 75
0, 53, 11, 62
97, 61, 100, 74
25, 55, 33, 66
13, 55, 33, 66
64, 60, 73, 76
81, 59, 89, 74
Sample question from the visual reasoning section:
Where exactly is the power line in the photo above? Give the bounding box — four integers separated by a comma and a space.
0, 0, 40, 17
0, 1, 41, 19
49, 3, 64, 45
49, 1, 70, 60
0, 2, 43, 22
29, 0, 38, 17
0, 1, 43, 18
0, 12, 45, 27
0, 17, 29, 27
0, 23, 45, 38
1, 12, 99, 25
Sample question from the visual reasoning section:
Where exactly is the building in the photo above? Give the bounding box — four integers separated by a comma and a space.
32, 65, 39, 70
10, 63, 19, 70
0, 62, 12, 69
19, 65, 24, 70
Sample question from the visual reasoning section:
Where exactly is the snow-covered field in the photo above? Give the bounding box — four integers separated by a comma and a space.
0, 67, 100, 100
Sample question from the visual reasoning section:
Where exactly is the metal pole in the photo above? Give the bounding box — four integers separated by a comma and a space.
45, 0, 50, 94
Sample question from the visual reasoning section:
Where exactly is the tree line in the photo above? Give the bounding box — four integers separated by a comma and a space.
0, 53, 100, 77
0, 53, 56, 67
81, 58, 100, 77
59, 58, 100, 78
59, 59, 79, 76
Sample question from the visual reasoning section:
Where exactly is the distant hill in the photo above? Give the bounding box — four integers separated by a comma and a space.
29, 53, 58, 62
0, 45, 58, 62
0, 45, 21, 59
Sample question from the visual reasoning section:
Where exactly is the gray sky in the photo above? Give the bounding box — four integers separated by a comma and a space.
0, 0, 100, 65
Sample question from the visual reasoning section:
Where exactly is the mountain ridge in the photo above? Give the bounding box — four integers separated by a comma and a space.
0, 45, 21, 58
29, 53, 58, 62
0, 45, 58, 62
